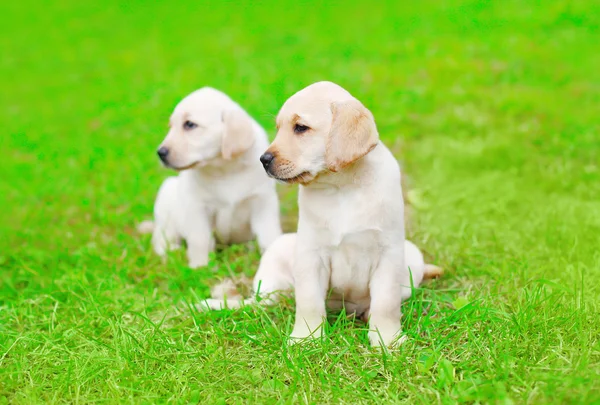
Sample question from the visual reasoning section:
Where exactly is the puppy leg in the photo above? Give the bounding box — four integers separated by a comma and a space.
151, 178, 182, 258
185, 213, 214, 269
250, 192, 282, 252
368, 253, 404, 348
290, 253, 328, 343
151, 225, 181, 257
187, 235, 215, 269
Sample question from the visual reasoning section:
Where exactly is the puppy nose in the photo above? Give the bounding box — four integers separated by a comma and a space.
157, 147, 169, 162
259, 152, 274, 169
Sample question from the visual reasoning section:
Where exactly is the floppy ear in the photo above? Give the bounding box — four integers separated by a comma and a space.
221, 109, 255, 160
325, 99, 379, 172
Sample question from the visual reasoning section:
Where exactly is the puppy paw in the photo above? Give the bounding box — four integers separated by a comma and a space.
287, 337, 306, 346
288, 334, 318, 346
188, 257, 209, 269
368, 330, 406, 349
289, 323, 322, 345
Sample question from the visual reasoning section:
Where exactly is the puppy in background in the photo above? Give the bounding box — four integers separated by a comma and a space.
140, 87, 282, 268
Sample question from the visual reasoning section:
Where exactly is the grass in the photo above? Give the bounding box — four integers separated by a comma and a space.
1, 0, 599, 403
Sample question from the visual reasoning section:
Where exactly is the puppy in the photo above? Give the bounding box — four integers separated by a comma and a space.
263, 81, 413, 346
205, 81, 442, 347
144, 87, 282, 268
203, 233, 442, 312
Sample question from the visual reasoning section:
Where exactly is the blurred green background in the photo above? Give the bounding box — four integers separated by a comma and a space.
1, 1, 599, 403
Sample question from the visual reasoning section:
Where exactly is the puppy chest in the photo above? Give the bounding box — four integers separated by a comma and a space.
210, 199, 252, 228
326, 231, 382, 301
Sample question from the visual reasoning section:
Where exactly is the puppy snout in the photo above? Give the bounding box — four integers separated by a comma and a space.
260, 152, 275, 171
157, 146, 169, 163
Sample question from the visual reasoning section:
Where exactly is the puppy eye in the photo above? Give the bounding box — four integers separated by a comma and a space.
183, 120, 198, 130
294, 124, 309, 134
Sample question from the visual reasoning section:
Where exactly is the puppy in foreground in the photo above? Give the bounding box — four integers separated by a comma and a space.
205, 81, 442, 347
140, 87, 282, 268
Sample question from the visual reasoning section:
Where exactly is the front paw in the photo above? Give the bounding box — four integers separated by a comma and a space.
368, 329, 407, 348
187, 238, 214, 269
289, 323, 322, 345
187, 250, 209, 269
188, 257, 208, 269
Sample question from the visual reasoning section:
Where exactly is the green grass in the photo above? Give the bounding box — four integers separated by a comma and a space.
1, 0, 599, 403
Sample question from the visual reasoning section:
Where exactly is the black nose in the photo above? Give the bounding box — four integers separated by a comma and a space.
260, 152, 274, 170
157, 147, 169, 162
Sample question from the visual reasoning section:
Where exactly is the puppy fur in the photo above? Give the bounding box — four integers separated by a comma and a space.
147, 87, 282, 268
206, 81, 442, 347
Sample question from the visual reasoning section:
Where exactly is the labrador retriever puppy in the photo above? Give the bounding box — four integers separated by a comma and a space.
262, 81, 431, 347
144, 87, 282, 268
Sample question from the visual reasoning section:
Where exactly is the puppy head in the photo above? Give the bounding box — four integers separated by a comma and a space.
260, 81, 379, 185
157, 87, 255, 171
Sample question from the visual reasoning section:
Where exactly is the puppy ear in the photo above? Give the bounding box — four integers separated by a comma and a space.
221, 109, 255, 160
325, 99, 379, 172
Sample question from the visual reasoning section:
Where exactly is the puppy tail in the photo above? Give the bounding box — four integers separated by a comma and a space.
137, 220, 155, 234
423, 263, 444, 280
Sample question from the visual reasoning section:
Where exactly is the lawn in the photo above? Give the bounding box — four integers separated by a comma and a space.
1, 0, 599, 403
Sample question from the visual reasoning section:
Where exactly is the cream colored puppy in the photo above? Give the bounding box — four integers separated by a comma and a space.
205, 81, 442, 347
144, 87, 282, 268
